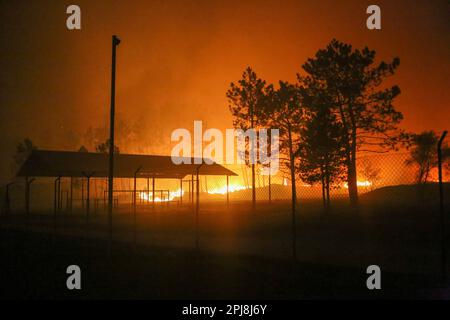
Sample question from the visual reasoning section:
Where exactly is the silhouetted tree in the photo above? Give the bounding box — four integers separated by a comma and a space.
260, 80, 307, 260
227, 67, 270, 208
84, 119, 140, 153
297, 106, 345, 209
70, 145, 90, 191
301, 39, 404, 205
96, 139, 120, 154
446, 151, 450, 175
406, 131, 449, 184
12, 138, 37, 172
358, 158, 381, 191
78, 145, 88, 153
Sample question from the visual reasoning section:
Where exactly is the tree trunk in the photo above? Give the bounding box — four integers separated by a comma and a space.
348, 110, 359, 205
251, 163, 256, 209
347, 156, 359, 205
338, 101, 359, 206
325, 172, 331, 209
321, 174, 326, 209
424, 160, 431, 183
287, 127, 297, 261
251, 108, 256, 210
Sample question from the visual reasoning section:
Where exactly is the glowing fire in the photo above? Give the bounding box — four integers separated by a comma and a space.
138, 180, 374, 202
207, 184, 248, 195
138, 184, 247, 201
140, 189, 183, 202
343, 180, 372, 188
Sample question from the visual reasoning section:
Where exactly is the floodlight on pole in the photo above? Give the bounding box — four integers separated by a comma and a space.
108, 35, 120, 257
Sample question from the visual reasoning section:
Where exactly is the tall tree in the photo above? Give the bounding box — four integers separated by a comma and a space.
78, 145, 89, 153
406, 131, 449, 184
12, 138, 37, 172
301, 39, 404, 205
96, 139, 120, 154
358, 158, 381, 191
227, 67, 269, 209
297, 106, 345, 209
261, 80, 307, 260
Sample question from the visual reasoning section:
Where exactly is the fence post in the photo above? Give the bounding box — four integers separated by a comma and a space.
195, 164, 203, 251
82, 172, 94, 245
268, 172, 272, 204
438, 130, 448, 284
53, 176, 61, 247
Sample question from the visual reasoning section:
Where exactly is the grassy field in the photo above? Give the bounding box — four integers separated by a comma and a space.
1, 184, 449, 299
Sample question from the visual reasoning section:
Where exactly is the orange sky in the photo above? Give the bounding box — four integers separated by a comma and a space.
0, 0, 449, 180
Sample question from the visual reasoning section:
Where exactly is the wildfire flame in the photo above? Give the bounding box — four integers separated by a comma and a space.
343, 180, 372, 188
138, 184, 248, 201
139, 189, 183, 202
138, 179, 373, 202
207, 184, 248, 195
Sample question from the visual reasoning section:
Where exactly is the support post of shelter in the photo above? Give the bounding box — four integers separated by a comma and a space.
195, 165, 203, 251
81, 177, 85, 210
25, 176, 29, 215
152, 177, 155, 206
226, 175, 229, 208
82, 172, 94, 243
53, 176, 61, 246
25, 177, 35, 215
191, 174, 194, 205
188, 180, 191, 203
86, 176, 91, 221
3, 182, 13, 216
58, 179, 62, 212
103, 182, 107, 210
83, 173, 94, 223
147, 178, 150, 203
180, 179, 183, 205
57, 178, 61, 213
86, 176, 91, 236
133, 166, 142, 252
69, 177, 73, 213
66, 190, 69, 211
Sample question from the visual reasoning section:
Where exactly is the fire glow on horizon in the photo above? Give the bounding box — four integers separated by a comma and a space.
207, 184, 248, 195
343, 180, 373, 188
140, 190, 183, 202
138, 183, 249, 201
138, 180, 373, 202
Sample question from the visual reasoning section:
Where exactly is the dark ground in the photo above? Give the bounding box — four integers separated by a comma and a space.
1, 184, 450, 299
0, 229, 446, 300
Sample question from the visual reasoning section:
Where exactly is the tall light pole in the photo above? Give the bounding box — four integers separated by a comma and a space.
108, 35, 120, 256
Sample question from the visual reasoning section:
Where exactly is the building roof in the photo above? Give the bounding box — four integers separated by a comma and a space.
16, 150, 237, 179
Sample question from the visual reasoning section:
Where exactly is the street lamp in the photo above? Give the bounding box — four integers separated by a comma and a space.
108, 35, 120, 256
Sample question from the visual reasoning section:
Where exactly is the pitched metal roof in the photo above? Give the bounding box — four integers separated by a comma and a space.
16, 150, 237, 179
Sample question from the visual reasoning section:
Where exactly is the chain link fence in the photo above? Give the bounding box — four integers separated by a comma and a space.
1, 152, 449, 214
